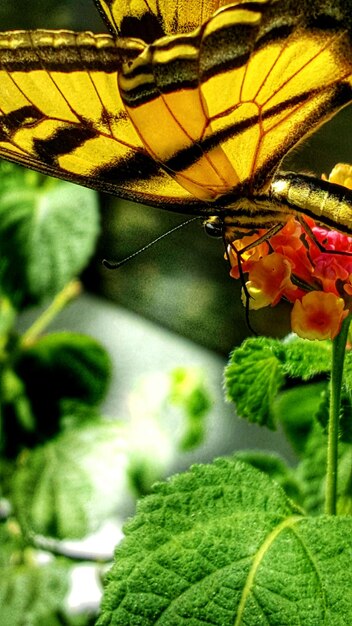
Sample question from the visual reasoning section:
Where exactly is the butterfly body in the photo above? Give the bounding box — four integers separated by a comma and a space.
0, 0, 352, 236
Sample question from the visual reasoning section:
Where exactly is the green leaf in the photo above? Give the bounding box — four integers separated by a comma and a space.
0, 295, 16, 346
0, 521, 69, 626
233, 450, 302, 503
0, 366, 37, 458
224, 336, 333, 430
0, 161, 26, 193
342, 349, 352, 394
274, 381, 327, 455
0, 458, 16, 500
0, 521, 25, 567
0, 558, 68, 626
12, 332, 111, 442
338, 396, 352, 444
224, 337, 285, 428
295, 424, 328, 515
0, 169, 99, 307
281, 336, 332, 379
316, 388, 352, 444
295, 424, 352, 515
11, 418, 130, 539
97, 458, 352, 625
1, 367, 36, 431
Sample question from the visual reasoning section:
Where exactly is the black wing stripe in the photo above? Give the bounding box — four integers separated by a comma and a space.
34, 126, 99, 166
94, 150, 162, 184
0, 105, 44, 139
119, 14, 165, 43
119, 16, 300, 108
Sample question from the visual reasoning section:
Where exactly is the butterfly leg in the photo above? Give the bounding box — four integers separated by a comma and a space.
225, 223, 285, 333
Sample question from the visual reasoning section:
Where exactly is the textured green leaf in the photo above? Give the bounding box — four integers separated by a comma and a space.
281, 336, 332, 379
224, 337, 285, 428
0, 168, 99, 306
0, 556, 68, 626
233, 450, 302, 503
224, 336, 334, 429
12, 331, 111, 441
11, 419, 130, 539
97, 458, 352, 625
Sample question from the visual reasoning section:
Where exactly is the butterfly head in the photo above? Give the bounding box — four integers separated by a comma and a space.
204, 215, 263, 246
203, 216, 224, 239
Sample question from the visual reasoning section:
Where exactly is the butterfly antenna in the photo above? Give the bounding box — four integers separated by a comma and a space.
103, 216, 200, 269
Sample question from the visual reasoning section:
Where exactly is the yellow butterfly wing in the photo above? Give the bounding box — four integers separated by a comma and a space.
0, 29, 200, 210
118, 0, 352, 209
0, 0, 352, 223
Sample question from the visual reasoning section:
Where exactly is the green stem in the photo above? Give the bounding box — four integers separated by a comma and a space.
325, 315, 351, 515
21, 280, 81, 347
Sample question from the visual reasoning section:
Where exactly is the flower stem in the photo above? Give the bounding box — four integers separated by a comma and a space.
21, 280, 81, 347
325, 316, 351, 515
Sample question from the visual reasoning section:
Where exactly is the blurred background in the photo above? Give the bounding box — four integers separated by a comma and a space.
2, 0, 352, 354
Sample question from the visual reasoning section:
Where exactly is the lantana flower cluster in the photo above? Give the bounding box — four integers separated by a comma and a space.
228, 165, 352, 340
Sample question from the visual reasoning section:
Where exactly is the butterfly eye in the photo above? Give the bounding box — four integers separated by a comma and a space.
204, 217, 223, 238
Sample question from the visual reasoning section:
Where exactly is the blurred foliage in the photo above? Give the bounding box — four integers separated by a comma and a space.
0, 163, 104, 624
0, 0, 101, 30
0, 163, 214, 624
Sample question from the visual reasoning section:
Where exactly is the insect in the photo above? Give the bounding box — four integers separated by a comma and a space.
0, 0, 352, 242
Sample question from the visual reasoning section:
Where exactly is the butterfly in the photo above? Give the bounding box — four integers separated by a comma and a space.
0, 0, 352, 243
